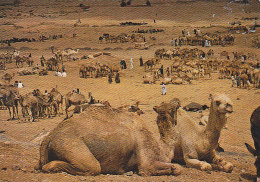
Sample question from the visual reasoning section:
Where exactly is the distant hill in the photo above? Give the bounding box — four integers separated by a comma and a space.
0, 0, 19, 6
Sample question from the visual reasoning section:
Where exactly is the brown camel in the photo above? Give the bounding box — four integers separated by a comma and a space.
49, 88, 63, 116
65, 91, 87, 118
1, 73, 15, 83
173, 94, 234, 172
37, 101, 182, 176
0, 86, 20, 120
20, 92, 39, 122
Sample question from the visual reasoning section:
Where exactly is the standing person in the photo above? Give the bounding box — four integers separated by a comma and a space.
194, 28, 197, 35
179, 38, 182, 47
143, 37, 146, 42
40, 55, 45, 67
130, 58, 134, 69
139, 56, 143, 66
108, 72, 113, 84
231, 75, 236, 87
171, 39, 174, 46
175, 38, 178, 46
115, 72, 120, 83
159, 65, 164, 75
161, 83, 166, 95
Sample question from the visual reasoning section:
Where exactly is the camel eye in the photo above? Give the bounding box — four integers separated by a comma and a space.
216, 101, 221, 106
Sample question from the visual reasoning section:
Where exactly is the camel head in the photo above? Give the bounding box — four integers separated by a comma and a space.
210, 94, 233, 114
153, 99, 180, 126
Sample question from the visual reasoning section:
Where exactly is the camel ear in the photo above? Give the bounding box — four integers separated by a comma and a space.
153, 106, 158, 113
245, 143, 257, 156
209, 94, 213, 101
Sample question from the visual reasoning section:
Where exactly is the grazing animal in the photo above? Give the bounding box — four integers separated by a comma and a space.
245, 106, 260, 182
173, 94, 234, 172
37, 102, 182, 176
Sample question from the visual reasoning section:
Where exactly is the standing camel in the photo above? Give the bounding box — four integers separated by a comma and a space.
49, 88, 63, 116
0, 86, 20, 120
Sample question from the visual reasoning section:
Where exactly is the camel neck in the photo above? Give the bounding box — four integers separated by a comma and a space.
204, 106, 226, 146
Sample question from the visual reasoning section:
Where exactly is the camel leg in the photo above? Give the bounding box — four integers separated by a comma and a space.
185, 158, 212, 171
7, 107, 12, 120
210, 151, 233, 172
139, 161, 182, 176
42, 139, 101, 175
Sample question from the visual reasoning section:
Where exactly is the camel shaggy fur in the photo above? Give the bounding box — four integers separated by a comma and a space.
37, 102, 182, 176
173, 94, 234, 172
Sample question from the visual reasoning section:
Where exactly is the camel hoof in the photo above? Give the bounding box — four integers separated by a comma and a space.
201, 162, 212, 171
172, 164, 182, 176
223, 162, 233, 173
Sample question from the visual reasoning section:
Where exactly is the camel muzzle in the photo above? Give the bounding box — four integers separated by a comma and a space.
225, 107, 233, 113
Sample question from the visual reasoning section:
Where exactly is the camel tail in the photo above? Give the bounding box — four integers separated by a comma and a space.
37, 132, 52, 170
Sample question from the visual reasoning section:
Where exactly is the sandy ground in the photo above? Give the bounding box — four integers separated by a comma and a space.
0, 0, 260, 181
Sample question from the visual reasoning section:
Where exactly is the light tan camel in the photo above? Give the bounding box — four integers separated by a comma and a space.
49, 88, 63, 116
65, 91, 87, 119
173, 94, 234, 172
37, 102, 182, 176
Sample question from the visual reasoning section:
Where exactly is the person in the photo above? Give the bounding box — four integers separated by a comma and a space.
108, 72, 113, 84
166, 67, 170, 76
236, 75, 241, 88
231, 75, 236, 87
115, 72, 120, 83
178, 38, 182, 47
175, 38, 178, 46
171, 39, 174, 46
194, 29, 197, 35
161, 83, 166, 95
143, 37, 146, 42
62, 65, 66, 73
14, 81, 18, 87
40, 55, 45, 67
44, 90, 48, 95
77, 88, 81, 94
139, 56, 143, 66
18, 81, 23, 88
159, 65, 164, 75
130, 58, 134, 69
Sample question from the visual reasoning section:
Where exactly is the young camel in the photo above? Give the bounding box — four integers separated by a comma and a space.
173, 94, 234, 172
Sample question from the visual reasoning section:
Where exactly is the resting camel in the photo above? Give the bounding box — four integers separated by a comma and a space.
65, 91, 87, 119
37, 101, 182, 176
1, 73, 14, 83
173, 94, 234, 172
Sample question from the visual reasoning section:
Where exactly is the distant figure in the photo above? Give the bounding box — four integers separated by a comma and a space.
175, 38, 178, 46
153, 19, 156, 23
139, 56, 143, 66
130, 58, 134, 69
108, 73, 113, 84
62, 65, 66, 72
171, 39, 174, 46
161, 84, 166, 95
18, 81, 23, 88
231, 75, 236, 87
179, 39, 182, 47
159, 65, 164, 75
40, 55, 45, 67
120, 59, 127, 69
44, 90, 48, 95
194, 29, 197, 35
77, 88, 81, 94
115, 72, 120, 83
143, 37, 146, 42
14, 81, 18, 87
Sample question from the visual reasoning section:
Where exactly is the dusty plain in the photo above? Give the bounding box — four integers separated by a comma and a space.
0, 0, 260, 181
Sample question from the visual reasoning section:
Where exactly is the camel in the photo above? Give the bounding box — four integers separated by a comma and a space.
173, 94, 234, 173
20, 91, 40, 122
64, 91, 87, 119
49, 88, 63, 116
37, 101, 182, 176
0, 86, 20, 120
1, 73, 14, 83
245, 106, 260, 182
